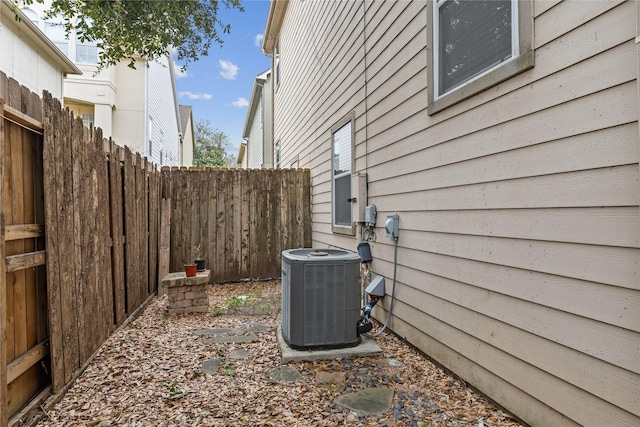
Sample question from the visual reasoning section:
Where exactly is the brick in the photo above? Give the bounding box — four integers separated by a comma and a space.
167, 308, 185, 315
168, 292, 185, 302
184, 306, 209, 313
185, 291, 207, 300
173, 299, 193, 308
191, 298, 209, 307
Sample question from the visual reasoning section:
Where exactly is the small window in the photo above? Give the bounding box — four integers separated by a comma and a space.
44, 14, 69, 56
20, 8, 39, 27
274, 140, 280, 168
75, 32, 98, 64
81, 113, 94, 129
331, 115, 354, 234
428, 0, 533, 114
274, 40, 281, 87
148, 116, 154, 157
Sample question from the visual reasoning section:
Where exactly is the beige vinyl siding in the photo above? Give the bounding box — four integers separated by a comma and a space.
271, 0, 640, 426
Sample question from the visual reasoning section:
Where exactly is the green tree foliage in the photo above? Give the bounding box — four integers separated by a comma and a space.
17, 0, 243, 70
193, 119, 233, 168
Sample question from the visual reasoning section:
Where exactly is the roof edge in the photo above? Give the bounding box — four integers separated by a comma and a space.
262, 0, 288, 54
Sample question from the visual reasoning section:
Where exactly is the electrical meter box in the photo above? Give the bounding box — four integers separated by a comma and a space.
364, 205, 377, 227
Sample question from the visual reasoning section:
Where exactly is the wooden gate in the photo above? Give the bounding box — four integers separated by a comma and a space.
0, 80, 50, 424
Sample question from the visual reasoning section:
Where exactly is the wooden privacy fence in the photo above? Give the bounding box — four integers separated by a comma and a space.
41, 92, 161, 393
0, 76, 161, 426
0, 77, 48, 425
160, 168, 312, 283
1, 75, 311, 426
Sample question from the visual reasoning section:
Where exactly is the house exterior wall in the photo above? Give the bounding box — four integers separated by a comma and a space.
20, 0, 181, 167
0, 1, 78, 99
146, 55, 181, 166
247, 109, 264, 168
243, 70, 273, 168
267, 1, 640, 426
179, 106, 194, 167
110, 60, 144, 150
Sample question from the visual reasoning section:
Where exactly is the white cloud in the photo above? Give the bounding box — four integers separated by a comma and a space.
231, 97, 249, 108
173, 62, 188, 79
219, 60, 239, 80
254, 34, 264, 47
179, 91, 212, 100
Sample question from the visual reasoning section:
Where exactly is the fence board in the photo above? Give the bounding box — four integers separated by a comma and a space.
123, 147, 137, 313
163, 169, 311, 282
158, 198, 171, 289
42, 93, 62, 396
1, 98, 8, 427
206, 170, 218, 280
148, 168, 159, 295
109, 142, 126, 325
240, 169, 249, 276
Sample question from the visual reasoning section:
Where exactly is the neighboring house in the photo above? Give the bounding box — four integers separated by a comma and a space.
20, 2, 183, 167
237, 140, 248, 168
263, 1, 639, 426
0, 0, 80, 99
179, 105, 195, 166
241, 69, 273, 168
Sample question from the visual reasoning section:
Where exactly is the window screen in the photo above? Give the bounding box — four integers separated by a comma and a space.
332, 122, 352, 228
437, 0, 513, 96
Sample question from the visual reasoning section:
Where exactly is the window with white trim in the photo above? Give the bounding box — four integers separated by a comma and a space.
428, 0, 533, 114
75, 31, 98, 64
44, 14, 69, 55
274, 40, 281, 87
274, 140, 280, 168
20, 8, 38, 27
148, 116, 154, 157
81, 113, 94, 129
332, 118, 353, 232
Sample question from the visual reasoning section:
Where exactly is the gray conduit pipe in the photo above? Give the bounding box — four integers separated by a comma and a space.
369, 235, 399, 337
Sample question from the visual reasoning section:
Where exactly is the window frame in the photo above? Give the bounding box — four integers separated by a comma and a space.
331, 112, 355, 236
274, 40, 281, 88
427, 0, 534, 115
44, 14, 69, 56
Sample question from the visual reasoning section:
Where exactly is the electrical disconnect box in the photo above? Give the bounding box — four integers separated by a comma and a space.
385, 214, 399, 238
364, 205, 377, 227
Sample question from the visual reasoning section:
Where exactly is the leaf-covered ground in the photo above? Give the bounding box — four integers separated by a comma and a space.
35, 280, 525, 427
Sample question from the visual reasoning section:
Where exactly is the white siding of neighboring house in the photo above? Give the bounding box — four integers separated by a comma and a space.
0, 1, 79, 99
179, 105, 194, 166
20, 0, 181, 167
110, 59, 145, 152
146, 55, 181, 166
243, 70, 273, 169
266, 1, 640, 426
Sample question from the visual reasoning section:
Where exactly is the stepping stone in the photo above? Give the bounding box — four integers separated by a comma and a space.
246, 325, 272, 333
267, 366, 302, 382
229, 349, 252, 359
334, 387, 394, 416
316, 371, 346, 391
204, 333, 259, 344
193, 328, 236, 336
201, 358, 221, 374
376, 358, 403, 368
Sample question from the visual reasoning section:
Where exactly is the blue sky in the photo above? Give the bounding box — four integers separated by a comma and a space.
173, 0, 272, 158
